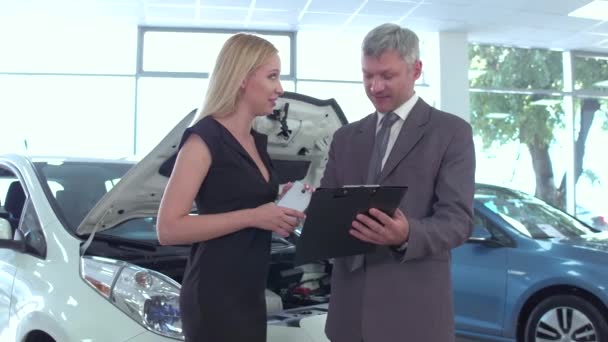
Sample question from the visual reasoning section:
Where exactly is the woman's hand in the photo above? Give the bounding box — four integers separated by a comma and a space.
252, 202, 306, 237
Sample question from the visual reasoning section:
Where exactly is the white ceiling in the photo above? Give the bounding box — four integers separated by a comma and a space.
1, 0, 607, 53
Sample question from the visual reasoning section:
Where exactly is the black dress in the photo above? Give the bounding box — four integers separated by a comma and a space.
176, 116, 279, 342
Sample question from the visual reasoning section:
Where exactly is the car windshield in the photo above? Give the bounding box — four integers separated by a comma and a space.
475, 185, 595, 239
34, 160, 134, 229
34, 160, 185, 243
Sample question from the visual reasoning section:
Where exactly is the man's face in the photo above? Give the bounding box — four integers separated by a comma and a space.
362, 49, 422, 113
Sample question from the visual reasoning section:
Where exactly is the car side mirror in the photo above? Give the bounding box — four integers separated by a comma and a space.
468, 225, 502, 247
0, 218, 11, 240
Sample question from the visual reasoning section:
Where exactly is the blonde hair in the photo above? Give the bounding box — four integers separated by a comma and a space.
193, 33, 278, 122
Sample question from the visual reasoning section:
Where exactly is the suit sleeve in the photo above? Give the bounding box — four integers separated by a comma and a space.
400, 122, 476, 261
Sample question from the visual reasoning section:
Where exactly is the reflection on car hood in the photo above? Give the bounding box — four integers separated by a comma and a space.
552, 231, 608, 254
76, 92, 346, 235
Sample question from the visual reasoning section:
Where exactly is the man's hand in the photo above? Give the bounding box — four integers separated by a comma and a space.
350, 208, 410, 246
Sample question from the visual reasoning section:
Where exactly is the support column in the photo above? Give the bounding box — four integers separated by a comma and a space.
562, 51, 576, 214
432, 32, 470, 122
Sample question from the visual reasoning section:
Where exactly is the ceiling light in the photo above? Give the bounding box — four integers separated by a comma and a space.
486, 112, 511, 119
568, 1, 608, 21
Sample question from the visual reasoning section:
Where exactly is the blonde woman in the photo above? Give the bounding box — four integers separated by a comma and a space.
157, 33, 305, 342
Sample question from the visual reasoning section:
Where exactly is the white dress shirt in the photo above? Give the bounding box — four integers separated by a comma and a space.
375, 93, 419, 169
375, 94, 419, 252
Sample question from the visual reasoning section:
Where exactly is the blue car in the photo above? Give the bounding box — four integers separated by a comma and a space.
454, 183, 608, 342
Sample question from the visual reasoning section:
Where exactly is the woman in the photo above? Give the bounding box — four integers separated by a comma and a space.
157, 33, 305, 342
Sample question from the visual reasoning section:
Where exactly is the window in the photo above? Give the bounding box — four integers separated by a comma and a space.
0, 164, 46, 257
471, 92, 567, 200
142, 29, 292, 75
469, 44, 574, 210
34, 161, 134, 231
297, 30, 432, 83
104, 178, 121, 192
573, 97, 608, 229
475, 185, 593, 239
19, 200, 46, 257
0, 171, 25, 234
469, 45, 563, 91
296, 81, 373, 122
0, 75, 135, 158
297, 31, 366, 82
574, 55, 608, 91
0, 21, 136, 74
101, 217, 158, 243
135, 77, 208, 155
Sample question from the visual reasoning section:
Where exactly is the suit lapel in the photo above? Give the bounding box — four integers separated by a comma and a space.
378, 98, 431, 183
353, 113, 378, 183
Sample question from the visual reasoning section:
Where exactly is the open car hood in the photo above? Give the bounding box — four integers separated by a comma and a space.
76, 92, 347, 235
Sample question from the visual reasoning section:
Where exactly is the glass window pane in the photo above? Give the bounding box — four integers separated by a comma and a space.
0, 22, 136, 74
415, 85, 439, 109
574, 55, 608, 91
296, 81, 374, 123
281, 80, 295, 92
296, 81, 433, 123
297, 31, 366, 81
136, 77, 294, 156
471, 92, 568, 206
0, 75, 135, 157
469, 45, 563, 90
143, 31, 291, 75
574, 97, 608, 230
136, 77, 208, 156
297, 30, 432, 83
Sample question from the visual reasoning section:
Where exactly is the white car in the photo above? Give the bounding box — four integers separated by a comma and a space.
0, 92, 345, 342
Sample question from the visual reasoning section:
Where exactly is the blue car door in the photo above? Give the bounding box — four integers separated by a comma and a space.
452, 208, 509, 337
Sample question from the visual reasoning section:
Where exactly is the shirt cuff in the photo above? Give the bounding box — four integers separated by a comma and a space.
391, 240, 409, 254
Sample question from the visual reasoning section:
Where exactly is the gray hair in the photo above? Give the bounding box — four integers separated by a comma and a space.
362, 23, 420, 64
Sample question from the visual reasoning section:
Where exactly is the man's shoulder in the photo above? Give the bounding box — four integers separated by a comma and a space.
334, 115, 373, 137
427, 106, 471, 132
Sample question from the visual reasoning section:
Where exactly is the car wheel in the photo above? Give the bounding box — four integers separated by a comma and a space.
524, 295, 608, 342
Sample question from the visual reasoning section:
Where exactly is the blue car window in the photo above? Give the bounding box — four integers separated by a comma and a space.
475, 185, 594, 239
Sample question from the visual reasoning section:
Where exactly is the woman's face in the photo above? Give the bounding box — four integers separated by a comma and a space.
242, 53, 283, 116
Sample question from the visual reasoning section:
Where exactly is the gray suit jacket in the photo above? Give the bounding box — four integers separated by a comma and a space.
322, 98, 475, 342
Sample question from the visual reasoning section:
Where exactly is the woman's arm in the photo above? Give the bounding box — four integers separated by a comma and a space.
157, 134, 304, 245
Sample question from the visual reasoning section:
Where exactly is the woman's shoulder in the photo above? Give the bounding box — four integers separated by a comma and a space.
178, 115, 223, 153
189, 115, 221, 136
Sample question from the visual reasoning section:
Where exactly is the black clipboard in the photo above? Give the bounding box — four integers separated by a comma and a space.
294, 185, 408, 265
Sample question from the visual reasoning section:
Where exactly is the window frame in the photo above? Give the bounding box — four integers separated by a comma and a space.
137, 26, 297, 80
0, 162, 47, 259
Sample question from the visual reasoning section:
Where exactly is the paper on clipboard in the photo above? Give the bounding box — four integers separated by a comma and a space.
294, 185, 408, 265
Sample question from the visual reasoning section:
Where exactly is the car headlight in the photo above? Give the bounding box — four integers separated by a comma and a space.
80, 256, 183, 340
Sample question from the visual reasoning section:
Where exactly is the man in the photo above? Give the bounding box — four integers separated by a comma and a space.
321, 23, 475, 341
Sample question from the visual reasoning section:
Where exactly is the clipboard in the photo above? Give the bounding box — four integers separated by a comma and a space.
294, 185, 408, 265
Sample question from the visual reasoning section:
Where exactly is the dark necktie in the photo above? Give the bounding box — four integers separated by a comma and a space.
351, 112, 400, 272
366, 112, 400, 184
